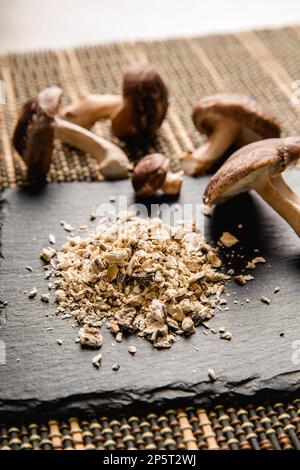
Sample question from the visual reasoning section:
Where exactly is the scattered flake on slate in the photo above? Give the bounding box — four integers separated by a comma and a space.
46, 327, 53, 332
61, 221, 74, 232
219, 329, 232, 340
57, 339, 63, 345
79, 225, 88, 232
16, 358, 20, 362
274, 287, 280, 294
110, 196, 117, 203
219, 232, 239, 247
246, 256, 266, 269
41, 293, 50, 302
207, 368, 217, 381
279, 332, 285, 337
28, 287, 37, 299
25, 266, 33, 272
43, 214, 227, 349
92, 352, 102, 369
112, 363, 120, 371
128, 345, 137, 355
116, 332, 123, 343
49, 234, 56, 244
89, 212, 96, 221
245, 298, 250, 303
40, 247, 56, 262
252, 256, 266, 264
219, 298, 227, 305
79, 324, 103, 349
260, 295, 271, 305
234, 274, 254, 285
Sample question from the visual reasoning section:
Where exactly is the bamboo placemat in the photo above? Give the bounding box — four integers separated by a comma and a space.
1, 400, 300, 450
2, 25, 300, 189
1, 25, 300, 450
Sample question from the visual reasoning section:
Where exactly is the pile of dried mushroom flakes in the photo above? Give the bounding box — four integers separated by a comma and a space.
39, 213, 230, 351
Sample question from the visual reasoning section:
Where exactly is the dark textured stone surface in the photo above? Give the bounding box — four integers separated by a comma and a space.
0, 174, 300, 421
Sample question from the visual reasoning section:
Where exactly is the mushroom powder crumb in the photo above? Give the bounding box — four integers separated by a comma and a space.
219, 232, 239, 248
40, 214, 228, 349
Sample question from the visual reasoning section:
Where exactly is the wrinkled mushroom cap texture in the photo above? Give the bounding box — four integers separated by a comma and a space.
203, 137, 300, 205
112, 63, 168, 141
13, 87, 62, 182
132, 153, 170, 196
193, 93, 281, 138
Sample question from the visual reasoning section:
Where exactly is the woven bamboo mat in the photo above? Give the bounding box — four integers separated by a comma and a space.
1, 26, 300, 450
1, 400, 300, 450
2, 25, 300, 189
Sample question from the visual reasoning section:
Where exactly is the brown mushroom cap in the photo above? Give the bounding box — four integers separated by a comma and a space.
203, 137, 300, 205
13, 87, 62, 182
193, 93, 281, 140
112, 64, 168, 141
132, 154, 169, 197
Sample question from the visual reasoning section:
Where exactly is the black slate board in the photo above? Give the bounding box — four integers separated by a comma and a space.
0, 174, 300, 421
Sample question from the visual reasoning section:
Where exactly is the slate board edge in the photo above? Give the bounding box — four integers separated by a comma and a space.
1, 375, 300, 422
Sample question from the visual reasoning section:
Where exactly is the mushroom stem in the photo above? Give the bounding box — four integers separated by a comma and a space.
54, 117, 132, 179
161, 171, 183, 195
61, 94, 123, 128
253, 174, 300, 236
181, 120, 240, 175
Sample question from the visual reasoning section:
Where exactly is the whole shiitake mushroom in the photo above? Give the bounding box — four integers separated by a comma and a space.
132, 154, 183, 197
13, 87, 132, 184
62, 63, 169, 142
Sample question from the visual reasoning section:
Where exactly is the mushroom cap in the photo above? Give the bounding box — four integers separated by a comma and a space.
13, 87, 62, 182
132, 153, 170, 197
112, 63, 168, 141
203, 137, 300, 205
193, 93, 281, 139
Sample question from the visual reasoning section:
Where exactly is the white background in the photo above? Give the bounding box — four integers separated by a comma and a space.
1, 0, 300, 52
